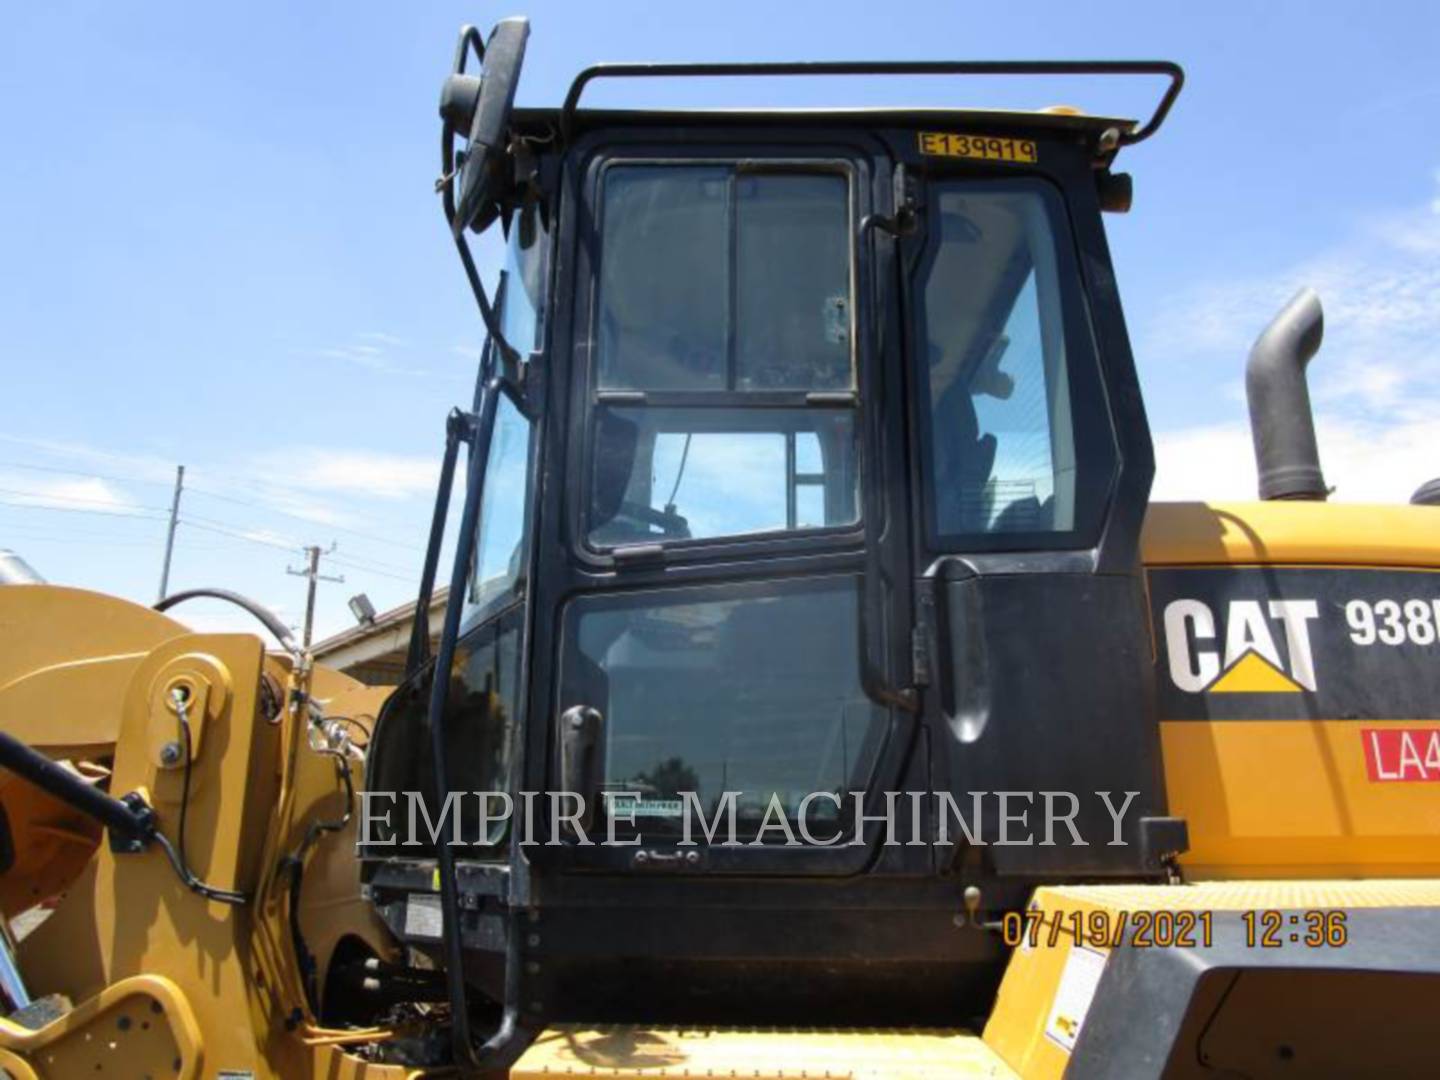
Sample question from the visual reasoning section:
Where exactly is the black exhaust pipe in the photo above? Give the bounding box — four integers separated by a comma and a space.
1246, 287, 1328, 501
0, 549, 44, 585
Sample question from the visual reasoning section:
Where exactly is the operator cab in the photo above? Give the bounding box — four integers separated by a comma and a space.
363, 18, 1186, 1059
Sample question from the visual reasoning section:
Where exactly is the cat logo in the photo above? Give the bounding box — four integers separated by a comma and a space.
1162, 599, 1319, 695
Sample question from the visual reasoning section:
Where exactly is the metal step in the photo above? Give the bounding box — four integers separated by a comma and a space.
512, 1025, 1017, 1080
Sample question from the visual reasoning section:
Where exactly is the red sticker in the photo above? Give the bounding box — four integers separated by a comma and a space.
1361, 728, 1440, 782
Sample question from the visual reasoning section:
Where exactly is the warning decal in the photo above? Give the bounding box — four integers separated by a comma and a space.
1044, 944, 1108, 1053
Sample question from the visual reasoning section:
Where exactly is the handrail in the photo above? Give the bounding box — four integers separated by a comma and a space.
561, 59, 1184, 148
422, 377, 514, 1072
405, 408, 469, 681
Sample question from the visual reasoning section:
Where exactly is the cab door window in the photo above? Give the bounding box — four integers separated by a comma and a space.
587, 162, 860, 548
559, 576, 886, 841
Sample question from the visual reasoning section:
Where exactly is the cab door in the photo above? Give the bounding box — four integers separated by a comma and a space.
901, 143, 1181, 876
529, 135, 920, 875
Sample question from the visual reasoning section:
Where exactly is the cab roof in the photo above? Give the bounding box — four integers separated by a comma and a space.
530, 58, 1181, 162
517, 104, 1136, 137
512, 105, 1140, 170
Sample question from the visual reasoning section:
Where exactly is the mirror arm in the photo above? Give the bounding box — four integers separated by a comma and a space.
453, 224, 523, 377
450, 23, 485, 73
440, 115, 523, 377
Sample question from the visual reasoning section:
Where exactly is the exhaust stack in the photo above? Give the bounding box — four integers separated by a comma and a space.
1246, 287, 1328, 501
0, 549, 44, 585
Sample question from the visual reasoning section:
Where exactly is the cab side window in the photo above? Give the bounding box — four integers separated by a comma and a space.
916, 180, 1117, 549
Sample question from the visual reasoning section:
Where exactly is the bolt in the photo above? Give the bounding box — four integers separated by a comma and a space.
159, 742, 183, 767
526, 933, 541, 948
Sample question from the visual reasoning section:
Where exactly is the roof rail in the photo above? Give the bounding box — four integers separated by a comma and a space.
560, 59, 1183, 148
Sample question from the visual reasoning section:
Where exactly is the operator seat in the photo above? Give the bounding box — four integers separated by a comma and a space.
930, 359, 996, 535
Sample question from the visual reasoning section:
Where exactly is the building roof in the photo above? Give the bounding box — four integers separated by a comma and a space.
311, 587, 447, 686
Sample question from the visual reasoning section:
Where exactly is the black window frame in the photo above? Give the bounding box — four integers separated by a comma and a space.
555, 572, 894, 843
910, 174, 1121, 555
569, 148, 875, 568
523, 126, 919, 875
462, 378, 542, 634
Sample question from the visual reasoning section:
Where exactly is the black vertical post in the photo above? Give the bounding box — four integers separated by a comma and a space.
425, 379, 499, 1069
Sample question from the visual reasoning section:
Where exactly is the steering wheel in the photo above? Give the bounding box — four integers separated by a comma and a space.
618, 500, 692, 540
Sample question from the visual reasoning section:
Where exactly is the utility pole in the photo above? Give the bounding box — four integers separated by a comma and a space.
157, 464, 185, 603
287, 543, 344, 649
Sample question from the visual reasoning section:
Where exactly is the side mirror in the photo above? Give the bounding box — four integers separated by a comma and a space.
439, 18, 530, 239
558, 705, 603, 833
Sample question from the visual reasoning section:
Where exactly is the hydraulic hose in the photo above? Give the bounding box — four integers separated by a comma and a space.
155, 588, 301, 655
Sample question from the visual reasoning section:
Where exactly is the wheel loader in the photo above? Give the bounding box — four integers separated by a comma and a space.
1, 16, 1438, 1079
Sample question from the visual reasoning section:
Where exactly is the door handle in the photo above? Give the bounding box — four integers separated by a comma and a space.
558, 705, 603, 834
632, 848, 702, 870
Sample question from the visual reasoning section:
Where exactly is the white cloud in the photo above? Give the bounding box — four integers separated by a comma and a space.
1148, 169, 1440, 504
0, 434, 179, 487
238, 526, 297, 548
0, 473, 140, 513
277, 450, 439, 500
358, 331, 409, 347
308, 332, 428, 376
1153, 413, 1437, 505
1144, 169, 1440, 415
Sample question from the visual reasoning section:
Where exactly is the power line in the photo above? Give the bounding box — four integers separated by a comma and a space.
1, 516, 164, 540
0, 459, 177, 491
0, 531, 188, 550
331, 549, 415, 574
0, 498, 168, 522
0, 458, 422, 553
0, 485, 169, 513
178, 518, 303, 553
170, 511, 419, 583
306, 544, 416, 577
329, 555, 415, 583
184, 485, 422, 552
177, 513, 417, 577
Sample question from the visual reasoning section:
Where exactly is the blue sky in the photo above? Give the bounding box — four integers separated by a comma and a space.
2, 1, 1437, 641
